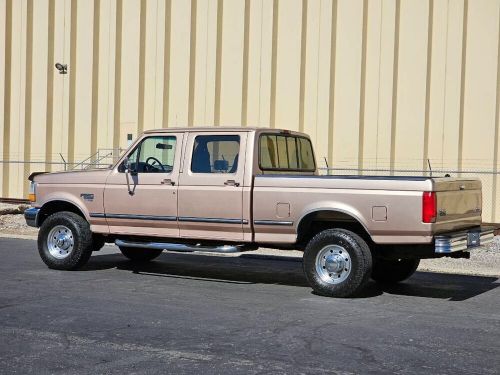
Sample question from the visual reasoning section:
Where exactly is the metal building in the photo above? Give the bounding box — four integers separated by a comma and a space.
1, 0, 500, 220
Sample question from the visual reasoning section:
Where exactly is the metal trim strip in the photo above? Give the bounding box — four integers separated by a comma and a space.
253, 220, 294, 226
178, 217, 248, 225
91, 213, 248, 224
90, 213, 177, 221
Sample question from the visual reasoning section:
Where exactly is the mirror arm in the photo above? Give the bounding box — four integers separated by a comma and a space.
125, 169, 134, 196
123, 157, 135, 195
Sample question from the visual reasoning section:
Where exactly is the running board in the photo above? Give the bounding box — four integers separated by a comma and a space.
115, 239, 247, 253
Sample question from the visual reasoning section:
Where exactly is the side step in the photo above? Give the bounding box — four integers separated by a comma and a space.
115, 239, 248, 254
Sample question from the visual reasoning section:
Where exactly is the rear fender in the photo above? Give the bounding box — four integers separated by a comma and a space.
296, 201, 372, 242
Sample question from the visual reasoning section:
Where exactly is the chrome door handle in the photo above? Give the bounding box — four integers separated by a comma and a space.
224, 180, 240, 187
161, 179, 175, 186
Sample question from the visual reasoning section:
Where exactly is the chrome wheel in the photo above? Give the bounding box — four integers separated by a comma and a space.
47, 225, 74, 259
315, 244, 351, 284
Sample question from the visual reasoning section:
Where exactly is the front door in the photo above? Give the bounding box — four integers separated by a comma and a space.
103, 133, 183, 237
178, 132, 247, 241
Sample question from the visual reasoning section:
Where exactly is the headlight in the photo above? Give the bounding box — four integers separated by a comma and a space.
28, 181, 37, 202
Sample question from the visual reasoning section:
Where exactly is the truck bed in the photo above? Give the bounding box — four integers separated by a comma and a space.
252, 174, 482, 244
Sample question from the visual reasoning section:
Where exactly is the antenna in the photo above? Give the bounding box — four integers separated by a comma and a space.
323, 157, 329, 175
427, 159, 432, 177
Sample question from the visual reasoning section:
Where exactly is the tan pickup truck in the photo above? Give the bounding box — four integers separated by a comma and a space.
25, 127, 496, 297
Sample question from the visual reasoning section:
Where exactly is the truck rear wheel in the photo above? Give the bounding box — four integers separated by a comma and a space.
119, 247, 163, 262
38, 211, 94, 270
303, 229, 372, 298
371, 258, 420, 284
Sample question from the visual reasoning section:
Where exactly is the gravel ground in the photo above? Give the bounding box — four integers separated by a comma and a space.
419, 240, 500, 277
0, 213, 38, 236
0, 202, 30, 215
0, 203, 498, 277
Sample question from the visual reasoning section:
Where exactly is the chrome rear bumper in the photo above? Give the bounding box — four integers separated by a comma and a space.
434, 226, 496, 254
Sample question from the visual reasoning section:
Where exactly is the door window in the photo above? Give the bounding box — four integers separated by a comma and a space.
191, 135, 240, 173
122, 136, 177, 173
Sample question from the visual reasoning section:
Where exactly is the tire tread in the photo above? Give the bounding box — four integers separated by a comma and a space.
38, 211, 94, 270
303, 228, 372, 298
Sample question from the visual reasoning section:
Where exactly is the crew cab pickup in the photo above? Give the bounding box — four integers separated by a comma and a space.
25, 127, 497, 297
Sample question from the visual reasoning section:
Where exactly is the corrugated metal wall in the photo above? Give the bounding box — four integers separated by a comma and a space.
1, 0, 500, 220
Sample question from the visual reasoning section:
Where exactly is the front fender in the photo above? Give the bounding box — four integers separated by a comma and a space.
36, 191, 92, 222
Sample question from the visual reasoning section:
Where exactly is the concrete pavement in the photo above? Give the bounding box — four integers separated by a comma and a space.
0, 238, 499, 374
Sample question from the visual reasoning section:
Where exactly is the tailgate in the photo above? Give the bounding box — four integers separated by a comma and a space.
433, 178, 482, 229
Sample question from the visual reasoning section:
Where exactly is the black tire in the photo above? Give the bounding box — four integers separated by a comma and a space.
119, 247, 163, 262
91, 234, 106, 252
303, 229, 372, 298
371, 258, 420, 284
38, 211, 94, 270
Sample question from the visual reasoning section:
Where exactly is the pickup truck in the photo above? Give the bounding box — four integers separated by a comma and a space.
25, 127, 496, 297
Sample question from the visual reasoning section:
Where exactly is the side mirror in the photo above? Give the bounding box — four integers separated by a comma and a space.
123, 157, 135, 195
123, 156, 130, 171
123, 157, 137, 176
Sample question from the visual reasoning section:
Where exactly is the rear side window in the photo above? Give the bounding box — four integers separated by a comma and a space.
259, 134, 315, 171
191, 135, 240, 173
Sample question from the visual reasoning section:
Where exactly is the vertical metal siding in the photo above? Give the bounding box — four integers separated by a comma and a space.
1, 0, 500, 221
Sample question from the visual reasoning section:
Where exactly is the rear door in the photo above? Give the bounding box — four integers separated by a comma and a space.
177, 132, 247, 241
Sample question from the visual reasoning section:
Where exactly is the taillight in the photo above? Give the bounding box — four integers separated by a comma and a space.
422, 191, 436, 223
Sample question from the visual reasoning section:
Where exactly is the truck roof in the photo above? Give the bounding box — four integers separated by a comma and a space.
143, 127, 308, 136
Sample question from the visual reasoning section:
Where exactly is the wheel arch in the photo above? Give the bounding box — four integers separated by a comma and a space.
37, 199, 88, 227
296, 207, 373, 247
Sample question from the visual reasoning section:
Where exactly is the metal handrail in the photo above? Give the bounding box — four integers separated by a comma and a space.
71, 148, 124, 170
71, 151, 100, 170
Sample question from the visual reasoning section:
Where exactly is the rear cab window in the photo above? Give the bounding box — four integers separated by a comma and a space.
259, 133, 315, 172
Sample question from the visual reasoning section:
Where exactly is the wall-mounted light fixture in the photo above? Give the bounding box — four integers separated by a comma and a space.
55, 63, 68, 74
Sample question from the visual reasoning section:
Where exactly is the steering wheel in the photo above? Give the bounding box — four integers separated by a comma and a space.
145, 156, 166, 172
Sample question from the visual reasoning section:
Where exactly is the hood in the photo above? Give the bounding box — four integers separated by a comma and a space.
32, 168, 112, 184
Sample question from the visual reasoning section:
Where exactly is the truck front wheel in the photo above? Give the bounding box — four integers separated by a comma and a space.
371, 258, 420, 284
303, 229, 373, 298
119, 247, 163, 262
38, 211, 94, 270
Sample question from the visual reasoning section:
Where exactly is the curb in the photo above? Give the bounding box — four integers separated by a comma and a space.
0, 233, 37, 240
